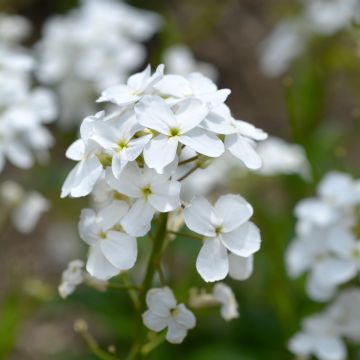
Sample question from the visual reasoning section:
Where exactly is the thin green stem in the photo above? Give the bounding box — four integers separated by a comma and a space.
167, 230, 203, 241
127, 213, 169, 360
178, 155, 198, 166
178, 165, 200, 181
74, 320, 117, 360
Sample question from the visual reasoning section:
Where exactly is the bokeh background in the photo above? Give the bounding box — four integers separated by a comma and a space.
1, 0, 360, 359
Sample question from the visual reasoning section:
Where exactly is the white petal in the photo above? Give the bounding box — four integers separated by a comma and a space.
149, 180, 181, 212
315, 336, 347, 360
285, 239, 314, 278
61, 163, 83, 198
225, 134, 262, 169
180, 128, 224, 158
196, 237, 229, 282
175, 99, 208, 133
306, 274, 336, 302
100, 231, 137, 270
125, 134, 152, 161
221, 222, 261, 257
214, 194, 253, 232
142, 310, 169, 332
143, 135, 178, 171
97, 201, 129, 230
106, 162, 142, 197
112, 153, 128, 178
313, 257, 357, 287
288, 332, 314, 357
127, 65, 151, 90
184, 196, 217, 237
166, 321, 188, 344
228, 254, 254, 280
6, 141, 33, 169
78, 208, 98, 246
135, 95, 177, 134
66, 139, 85, 161
70, 157, 103, 197
154, 74, 192, 98
86, 244, 120, 280
146, 287, 176, 316
97, 84, 139, 106
174, 304, 196, 329
121, 199, 155, 237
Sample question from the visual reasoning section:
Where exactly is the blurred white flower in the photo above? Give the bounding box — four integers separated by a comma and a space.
305, 0, 360, 35
256, 136, 310, 178
11, 191, 51, 234
0, 14, 57, 172
142, 287, 196, 344
58, 260, 85, 298
260, 0, 360, 77
286, 171, 360, 302
163, 45, 218, 81
184, 195, 261, 282
289, 288, 360, 360
0, 181, 50, 234
213, 283, 239, 321
36, 0, 161, 128
259, 20, 306, 77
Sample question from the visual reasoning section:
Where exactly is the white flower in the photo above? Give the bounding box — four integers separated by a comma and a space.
256, 136, 310, 178
154, 72, 230, 109
212, 283, 239, 321
58, 259, 85, 298
78, 201, 137, 280
163, 45, 218, 81
90, 109, 152, 177
61, 112, 105, 198
201, 104, 268, 169
97, 64, 164, 106
289, 288, 360, 360
259, 20, 306, 77
142, 287, 196, 344
135, 95, 223, 171
305, 0, 359, 35
11, 191, 51, 234
36, 0, 161, 127
0, 13, 31, 43
107, 162, 181, 236
289, 313, 346, 360
184, 194, 261, 282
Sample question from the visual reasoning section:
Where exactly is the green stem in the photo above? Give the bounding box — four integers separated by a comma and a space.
127, 213, 169, 360
75, 320, 117, 360
178, 155, 198, 166
167, 230, 203, 241
178, 165, 200, 181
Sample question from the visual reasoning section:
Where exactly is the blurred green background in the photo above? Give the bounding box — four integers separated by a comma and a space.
1, 0, 360, 359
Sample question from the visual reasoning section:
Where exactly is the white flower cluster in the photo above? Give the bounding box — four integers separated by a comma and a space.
286, 172, 360, 302
36, 0, 161, 128
260, 0, 360, 76
289, 288, 360, 360
61, 64, 266, 281
0, 14, 57, 172
61, 64, 266, 343
0, 181, 50, 234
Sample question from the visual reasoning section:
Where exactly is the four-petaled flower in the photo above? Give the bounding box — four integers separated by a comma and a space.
142, 287, 196, 344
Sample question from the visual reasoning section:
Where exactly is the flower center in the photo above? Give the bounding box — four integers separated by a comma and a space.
141, 186, 152, 200
169, 127, 180, 137
99, 231, 107, 240
117, 139, 128, 151
215, 226, 223, 236
170, 307, 179, 316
